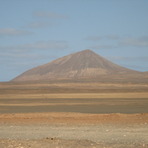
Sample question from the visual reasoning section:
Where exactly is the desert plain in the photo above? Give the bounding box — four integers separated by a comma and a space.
0, 81, 148, 148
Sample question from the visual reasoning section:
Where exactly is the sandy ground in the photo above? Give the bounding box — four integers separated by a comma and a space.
0, 113, 148, 148
0, 124, 148, 148
0, 82, 148, 147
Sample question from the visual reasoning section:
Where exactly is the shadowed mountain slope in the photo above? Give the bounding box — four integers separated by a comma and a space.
12, 49, 142, 82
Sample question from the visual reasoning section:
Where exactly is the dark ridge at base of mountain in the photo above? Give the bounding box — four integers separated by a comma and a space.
12, 49, 146, 82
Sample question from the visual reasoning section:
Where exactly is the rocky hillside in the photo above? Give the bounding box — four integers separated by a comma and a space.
12, 49, 142, 82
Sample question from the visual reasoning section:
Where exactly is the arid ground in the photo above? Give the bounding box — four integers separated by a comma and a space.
0, 81, 148, 148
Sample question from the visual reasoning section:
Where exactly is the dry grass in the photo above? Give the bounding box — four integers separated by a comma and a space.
0, 112, 148, 125
0, 92, 148, 99
1, 81, 148, 94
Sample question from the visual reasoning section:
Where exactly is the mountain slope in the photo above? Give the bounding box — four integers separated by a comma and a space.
12, 49, 140, 81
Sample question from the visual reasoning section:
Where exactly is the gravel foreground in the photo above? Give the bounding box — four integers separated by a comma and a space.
0, 124, 148, 148
1, 138, 147, 148
0, 113, 148, 148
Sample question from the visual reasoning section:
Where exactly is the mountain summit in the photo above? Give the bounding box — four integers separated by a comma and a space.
12, 49, 139, 81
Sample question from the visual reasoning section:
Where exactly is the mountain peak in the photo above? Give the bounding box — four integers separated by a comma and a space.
80, 49, 93, 53
72, 49, 99, 59
76, 49, 96, 55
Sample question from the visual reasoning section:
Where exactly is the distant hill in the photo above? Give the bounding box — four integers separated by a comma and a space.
12, 49, 146, 82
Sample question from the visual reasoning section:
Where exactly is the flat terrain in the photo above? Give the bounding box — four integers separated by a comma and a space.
0, 96, 148, 114
0, 81, 148, 147
1, 123, 147, 148
0, 113, 148, 148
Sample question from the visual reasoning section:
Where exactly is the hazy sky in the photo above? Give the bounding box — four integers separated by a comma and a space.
0, 0, 148, 81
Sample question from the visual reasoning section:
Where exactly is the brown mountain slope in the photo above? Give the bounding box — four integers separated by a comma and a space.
12, 49, 141, 82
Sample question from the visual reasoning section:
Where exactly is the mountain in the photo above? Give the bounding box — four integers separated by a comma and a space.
12, 49, 142, 82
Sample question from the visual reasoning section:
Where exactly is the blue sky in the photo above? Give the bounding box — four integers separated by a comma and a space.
0, 0, 148, 81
